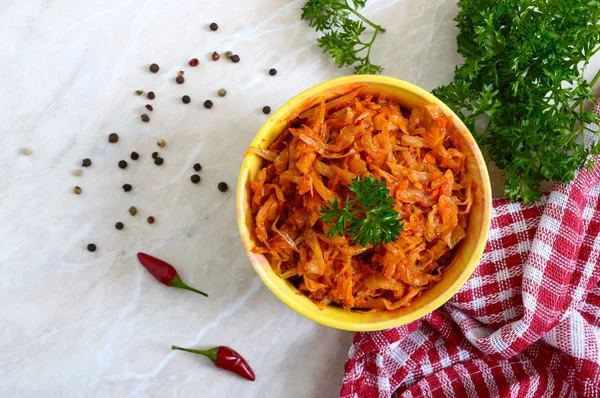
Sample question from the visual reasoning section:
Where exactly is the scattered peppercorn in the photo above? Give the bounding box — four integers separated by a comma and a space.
189, 58, 199, 67
74, 186, 82, 195
191, 174, 201, 184
176, 76, 185, 84
115, 222, 124, 230
123, 184, 132, 192
108, 133, 119, 143
157, 139, 166, 148
177, 70, 185, 77
152, 151, 159, 159
118, 160, 128, 169
225, 51, 233, 59
147, 91, 155, 100
82, 158, 92, 167
147, 216, 155, 224
155, 157, 164, 166
20, 147, 33, 155
212, 51, 220, 61
141, 114, 150, 122
131, 151, 139, 160
182, 95, 191, 104
218, 182, 228, 192
269, 68, 277, 76
129, 206, 137, 216
262, 106, 271, 114
135, 90, 144, 96
204, 100, 213, 109
149, 63, 160, 73
218, 88, 227, 97
193, 163, 202, 172
210, 22, 218, 31
72, 169, 82, 176
87, 243, 97, 252
231, 54, 240, 63
145, 104, 153, 111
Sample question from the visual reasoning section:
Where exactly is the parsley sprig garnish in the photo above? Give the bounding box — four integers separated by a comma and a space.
301, 0, 385, 74
433, 0, 600, 203
320, 176, 403, 247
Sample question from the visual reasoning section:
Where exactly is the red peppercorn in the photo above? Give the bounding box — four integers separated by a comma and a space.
189, 58, 199, 67
212, 51, 220, 61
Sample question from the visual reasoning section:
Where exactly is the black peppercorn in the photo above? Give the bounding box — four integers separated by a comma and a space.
145, 104, 153, 111
269, 68, 277, 76
231, 54, 240, 63
141, 114, 150, 122
108, 133, 119, 143
147, 216, 155, 224
87, 243, 97, 252
176, 76, 185, 84
262, 106, 271, 114
82, 158, 92, 167
155, 157, 164, 166
182, 95, 191, 104
131, 151, 139, 160
204, 100, 213, 109
149, 63, 159, 73
122, 184, 132, 192
115, 222, 124, 230
210, 22, 218, 31
152, 151, 159, 159
218, 182, 229, 192
118, 160, 127, 169
147, 91, 155, 100
191, 174, 201, 184
193, 163, 202, 172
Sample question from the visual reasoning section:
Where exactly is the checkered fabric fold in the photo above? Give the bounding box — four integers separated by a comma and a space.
340, 105, 600, 398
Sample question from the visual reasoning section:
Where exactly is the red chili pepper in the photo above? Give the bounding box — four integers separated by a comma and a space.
137, 252, 208, 297
171, 345, 255, 381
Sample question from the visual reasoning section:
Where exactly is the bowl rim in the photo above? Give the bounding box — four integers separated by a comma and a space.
237, 75, 492, 331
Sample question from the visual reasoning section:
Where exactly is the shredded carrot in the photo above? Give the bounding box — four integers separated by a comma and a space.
248, 93, 473, 311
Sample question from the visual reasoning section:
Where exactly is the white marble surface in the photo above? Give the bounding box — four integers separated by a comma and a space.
2, 1, 600, 397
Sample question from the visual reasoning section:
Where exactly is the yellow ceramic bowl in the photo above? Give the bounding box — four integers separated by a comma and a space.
237, 75, 491, 331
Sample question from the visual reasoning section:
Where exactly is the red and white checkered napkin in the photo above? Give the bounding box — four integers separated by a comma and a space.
341, 110, 600, 397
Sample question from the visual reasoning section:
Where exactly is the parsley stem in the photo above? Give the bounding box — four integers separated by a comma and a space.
365, 27, 380, 62
567, 68, 600, 113
589, 67, 600, 89
344, 1, 386, 33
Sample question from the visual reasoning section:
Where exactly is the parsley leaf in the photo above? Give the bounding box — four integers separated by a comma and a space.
320, 175, 403, 247
433, 0, 600, 203
301, 0, 385, 74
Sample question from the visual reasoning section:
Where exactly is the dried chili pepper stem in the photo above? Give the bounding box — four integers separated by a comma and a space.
137, 252, 208, 297
171, 345, 256, 381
